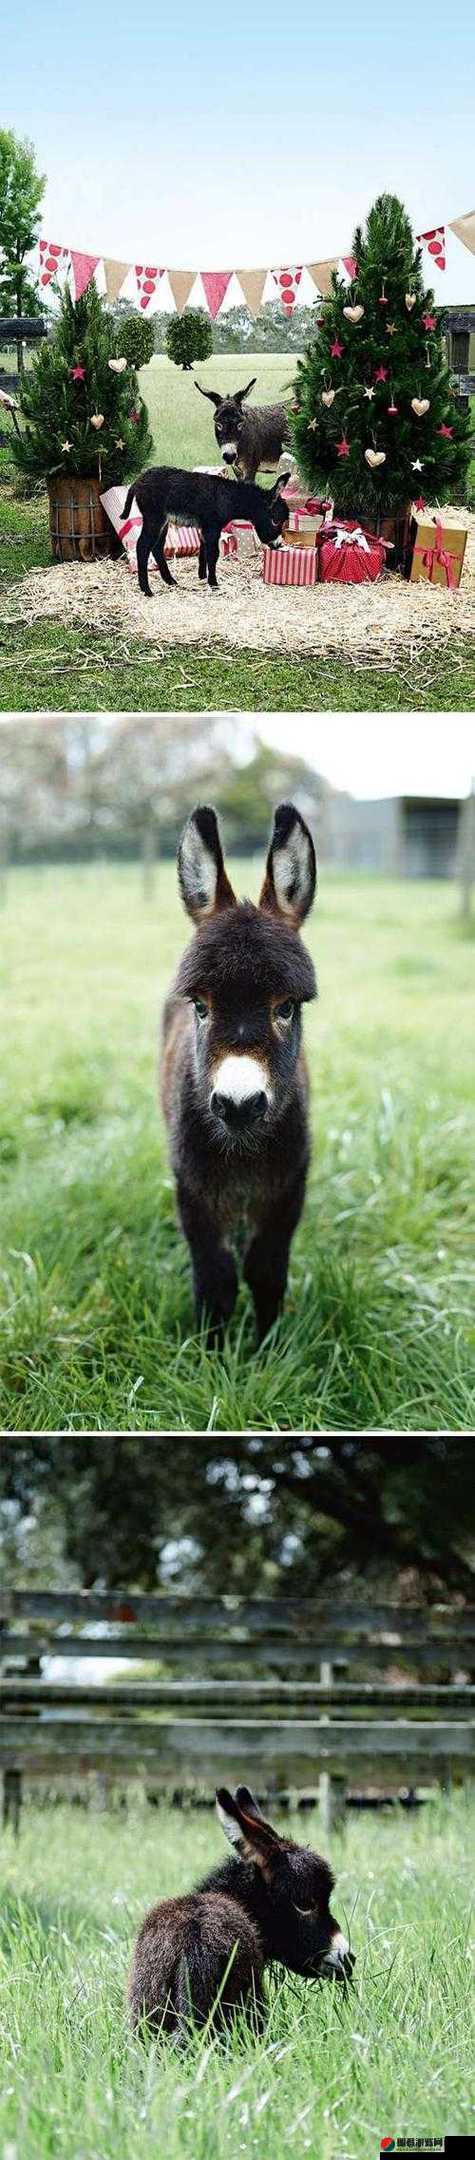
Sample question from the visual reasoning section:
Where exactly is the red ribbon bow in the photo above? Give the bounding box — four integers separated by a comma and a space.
414, 518, 457, 588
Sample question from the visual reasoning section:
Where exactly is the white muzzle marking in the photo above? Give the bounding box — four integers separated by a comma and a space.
212, 1054, 271, 1106
222, 441, 238, 458
328, 1930, 349, 1967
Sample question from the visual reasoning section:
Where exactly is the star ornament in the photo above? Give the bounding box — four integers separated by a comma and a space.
363, 386, 375, 400
412, 458, 424, 471
422, 312, 436, 331
414, 495, 426, 510
336, 436, 350, 457
330, 339, 343, 358
70, 365, 86, 381
375, 365, 388, 383
386, 322, 397, 336
438, 423, 453, 438
61, 440, 72, 452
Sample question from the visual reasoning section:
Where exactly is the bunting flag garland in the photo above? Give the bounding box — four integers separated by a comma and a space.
167, 268, 196, 313
36, 205, 474, 319
39, 239, 69, 287
103, 257, 130, 304
200, 271, 232, 318
70, 251, 100, 300
416, 226, 446, 271
449, 209, 475, 256
135, 265, 164, 309
235, 267, 268, 313
307, 259, 339, 296
272, 266, 303, 312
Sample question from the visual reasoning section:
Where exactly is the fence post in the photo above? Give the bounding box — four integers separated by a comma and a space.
459, 779, 475, 927
318, 1657, 347, 1836
3, 1767, 23, 1835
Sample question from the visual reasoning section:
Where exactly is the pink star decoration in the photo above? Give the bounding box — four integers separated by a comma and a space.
437, 424, 453, 438
70, 365, 86, 381
374, 366, 388, 382
330, 340, 343, 358
414, 496, 426, 510
336, 437, 350, 457
422, 313, 436, 331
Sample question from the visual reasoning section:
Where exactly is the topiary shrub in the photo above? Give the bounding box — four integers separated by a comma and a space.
117, 314, 155, 371
166, 308, 213, 371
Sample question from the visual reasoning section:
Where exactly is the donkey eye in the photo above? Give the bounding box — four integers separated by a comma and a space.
274, 999, 295, 1025
193, 997, 209, 1022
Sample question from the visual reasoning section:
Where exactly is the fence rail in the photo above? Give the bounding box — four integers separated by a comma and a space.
1, 1593, 473, 1832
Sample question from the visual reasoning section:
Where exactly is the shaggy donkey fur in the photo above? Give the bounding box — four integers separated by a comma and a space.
195, 376, 291, 481
121, 466, 290, 593
128, 1783, 353, 2039
160, 801, 317, 1343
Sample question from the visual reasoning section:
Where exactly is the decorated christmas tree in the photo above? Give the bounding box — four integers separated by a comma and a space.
292, 194, 472, 529
12, 281, 153, 487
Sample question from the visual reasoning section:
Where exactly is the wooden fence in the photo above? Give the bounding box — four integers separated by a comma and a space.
1, 1592, 474, 1832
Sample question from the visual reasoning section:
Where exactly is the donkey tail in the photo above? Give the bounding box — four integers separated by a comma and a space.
122, 483, 136, 521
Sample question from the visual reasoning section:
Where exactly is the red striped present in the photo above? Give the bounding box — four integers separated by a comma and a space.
262, 544, 318, 587
100, 485, 200, 570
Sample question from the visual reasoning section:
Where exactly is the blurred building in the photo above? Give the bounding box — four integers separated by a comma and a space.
322, 793, 463, 878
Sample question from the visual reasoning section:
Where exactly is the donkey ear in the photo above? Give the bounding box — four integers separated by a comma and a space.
271, 470, 291, 496
178, 806, 236, 924
194, 380, 222, 408
235, 378, 256, 403
216, 1786, 280, 1872
259, 803, 316, 928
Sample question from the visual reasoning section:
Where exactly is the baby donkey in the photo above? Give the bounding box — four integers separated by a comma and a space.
161, 801, 317, 1343
128, 1783, 353, 2039
121, 466, 290, 593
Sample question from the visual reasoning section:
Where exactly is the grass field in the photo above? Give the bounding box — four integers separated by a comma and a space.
1, 359, 474, 712
1, 861, 474, 1434
0, 1795, 473, 2158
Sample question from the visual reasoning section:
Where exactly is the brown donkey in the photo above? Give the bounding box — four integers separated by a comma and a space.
160, 802, 317, 1342
128, 1784, 353, 2039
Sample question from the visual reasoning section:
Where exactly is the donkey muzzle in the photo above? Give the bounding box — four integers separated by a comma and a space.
211, 1087, 268, 1132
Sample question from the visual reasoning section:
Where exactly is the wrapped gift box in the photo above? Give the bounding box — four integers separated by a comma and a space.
100, 484, 200, 571
318, 519, 387, 584
262, 544, 318, 587
409, 514, 467, 589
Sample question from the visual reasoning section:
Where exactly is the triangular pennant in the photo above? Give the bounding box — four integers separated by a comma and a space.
307, 258, 339, 297
342, 255, 358, 280
70, 251, 100, 301
103, 257, 131, 304
39, 240, 69, 288
167, 268, 196, 313
200, 271, 232, 318
417, 227, 446, 271
449, 210, 475, 256
235, 267, 267, 314
135, 265, 164, 310
271, 265, 303, 313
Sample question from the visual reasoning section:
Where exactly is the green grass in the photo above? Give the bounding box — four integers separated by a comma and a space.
1, 358, 473, 712
0, 1795, 473, 2158
1, 863, 474, 1434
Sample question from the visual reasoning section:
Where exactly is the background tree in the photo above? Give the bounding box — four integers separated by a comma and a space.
166, 308, 213, 371
116, 313, 154, 371
1, 1438, 473, 1602
11, 281, 152, 486
292, 193, 472, 528
0, 131, 45, 372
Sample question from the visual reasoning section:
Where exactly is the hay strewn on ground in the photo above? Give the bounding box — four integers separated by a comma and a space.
6, 506, 474, 665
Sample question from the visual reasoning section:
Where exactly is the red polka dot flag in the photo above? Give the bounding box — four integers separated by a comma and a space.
271, 266, 303, 313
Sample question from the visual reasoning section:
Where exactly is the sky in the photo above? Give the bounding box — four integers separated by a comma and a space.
3, 0, 475, 305
256, 715, 475, 796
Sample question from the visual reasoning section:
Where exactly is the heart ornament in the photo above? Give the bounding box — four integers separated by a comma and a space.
411, 396, 430, 416
321, 388, 336, 406
91, 413, 105, 429
405, 292, 417, 310
365, 448, 386, 468
108, 356, 128, 373
343, 304, 364, 323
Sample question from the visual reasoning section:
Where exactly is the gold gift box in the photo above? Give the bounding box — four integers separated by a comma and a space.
409, 515, 467, 589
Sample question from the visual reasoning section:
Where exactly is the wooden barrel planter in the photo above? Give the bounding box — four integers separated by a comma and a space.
47, 474, 113, 563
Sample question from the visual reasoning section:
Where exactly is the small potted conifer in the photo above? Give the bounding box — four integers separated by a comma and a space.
12, 281, 153, 560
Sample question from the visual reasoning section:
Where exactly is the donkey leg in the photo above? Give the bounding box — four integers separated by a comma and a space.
177, 1179, 238, 1341
136, 524, 154, 597
204, 525, 221, 589
198, 536, 207, 580
244, 1169, 307, 1344
155, 522, 177, 587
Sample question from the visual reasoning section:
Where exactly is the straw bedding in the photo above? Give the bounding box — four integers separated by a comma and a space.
4, 507, 474, 666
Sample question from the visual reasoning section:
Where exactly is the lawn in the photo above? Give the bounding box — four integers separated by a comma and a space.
0, 1794, 473, 2158
1, 862, 474, 1434
1, 359, 474, 712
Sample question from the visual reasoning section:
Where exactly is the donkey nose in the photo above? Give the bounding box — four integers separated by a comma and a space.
211, 1089, 267, 1130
